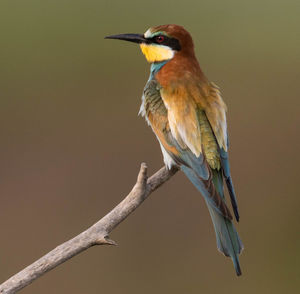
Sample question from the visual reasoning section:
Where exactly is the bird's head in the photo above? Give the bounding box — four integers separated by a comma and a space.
105, 24, 195, 63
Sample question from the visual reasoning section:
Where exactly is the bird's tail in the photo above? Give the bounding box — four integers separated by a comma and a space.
206, 198, 243, 276
181, 166, 243, 276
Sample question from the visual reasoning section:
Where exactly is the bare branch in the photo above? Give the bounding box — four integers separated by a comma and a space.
0, 163, 178, 294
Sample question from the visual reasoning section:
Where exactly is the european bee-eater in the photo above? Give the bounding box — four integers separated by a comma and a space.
106, 24, 243, 276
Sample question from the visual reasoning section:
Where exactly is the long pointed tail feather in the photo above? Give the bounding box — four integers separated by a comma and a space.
220, 147, 240, 221
181, 166, 243, 276
206, 201, 243, 275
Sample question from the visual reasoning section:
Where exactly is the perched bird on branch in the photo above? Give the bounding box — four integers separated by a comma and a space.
106, 24, 243, 276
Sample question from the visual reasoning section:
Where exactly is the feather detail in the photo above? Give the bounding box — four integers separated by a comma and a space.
194, 82, 228, 152
197, 109, 221, 170
220, 146, 240, 221
142, 78, 210, 179
160, 85, 202, 156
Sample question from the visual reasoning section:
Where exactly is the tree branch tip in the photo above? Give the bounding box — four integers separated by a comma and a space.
103, 236, 118, 246
137, 162, 148, 185
140, 162, 148, 175
141, 162, 147, 169
93, 236, 117, 246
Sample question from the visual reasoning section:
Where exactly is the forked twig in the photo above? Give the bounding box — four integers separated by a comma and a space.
0, 163, 178, 294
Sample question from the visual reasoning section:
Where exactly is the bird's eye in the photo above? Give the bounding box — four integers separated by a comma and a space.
155, 35, 165, 43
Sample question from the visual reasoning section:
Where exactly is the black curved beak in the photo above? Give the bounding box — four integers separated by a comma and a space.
105, 33, 146, 44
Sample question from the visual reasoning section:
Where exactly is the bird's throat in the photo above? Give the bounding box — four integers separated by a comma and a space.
140, 43, 174, 63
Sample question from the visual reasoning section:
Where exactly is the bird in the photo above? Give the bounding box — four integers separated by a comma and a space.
105, 24, 243, 276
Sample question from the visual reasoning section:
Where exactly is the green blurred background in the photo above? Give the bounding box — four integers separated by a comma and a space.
0, 0, 299, 293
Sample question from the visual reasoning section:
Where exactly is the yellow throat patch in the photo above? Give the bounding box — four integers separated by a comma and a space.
140, 44, 174, 63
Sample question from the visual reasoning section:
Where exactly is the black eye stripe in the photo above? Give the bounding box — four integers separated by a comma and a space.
145, 35, 181, 51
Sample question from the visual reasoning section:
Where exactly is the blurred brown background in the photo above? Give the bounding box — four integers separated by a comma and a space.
0, 0, 299, 293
